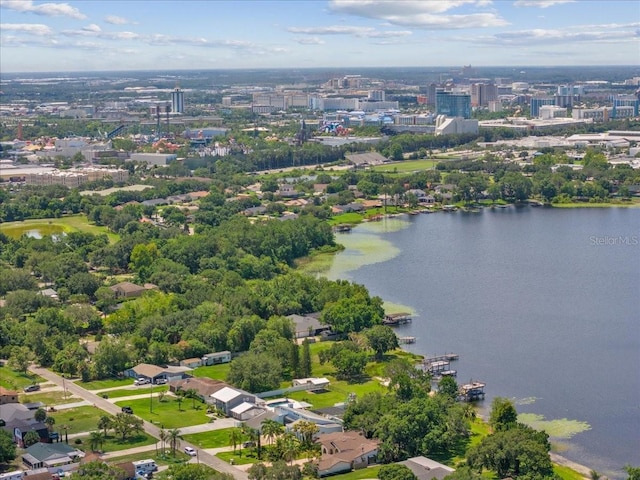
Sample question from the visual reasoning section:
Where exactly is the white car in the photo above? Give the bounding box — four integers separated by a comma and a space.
134, 378, 150, 386
184, 447, 196, 456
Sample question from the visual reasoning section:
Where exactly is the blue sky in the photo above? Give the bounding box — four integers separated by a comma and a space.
1, 0, 639, 72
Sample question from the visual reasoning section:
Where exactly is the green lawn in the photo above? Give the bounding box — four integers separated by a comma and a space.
77, 432, 157, 453
216, 450, 260, 466
51, 406, 103, 434
0, 366, 44, 390
192, 363, 232, 381
324, 465, 381, 480
370, 159, 439, 173
114, 397, 211, 429
101, 385, 168, 399
182, 428, 235, 449
0, 215, 119, 243
77, 377, 133, 390
20, 390, 80, 406
554, 464, 588, 480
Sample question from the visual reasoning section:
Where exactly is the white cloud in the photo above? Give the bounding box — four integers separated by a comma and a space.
105, 15, 132, 25
287, 25, 412, 38
513, 0, 575, 7
0, 0, 85, 19
82, 24, 101, 33
328, 0, 507, 28
0, 22, 53, 35
471, 25, 640, 45
294, 36, 325, 45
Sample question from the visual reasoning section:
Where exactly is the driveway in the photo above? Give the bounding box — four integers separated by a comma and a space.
29, 366, 249, 480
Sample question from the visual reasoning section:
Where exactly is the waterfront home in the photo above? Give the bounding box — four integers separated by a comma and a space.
317, 431, 379, 476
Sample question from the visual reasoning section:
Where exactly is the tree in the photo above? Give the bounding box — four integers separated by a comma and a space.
292, 420, 318, 449
34, 407, 47, 423
23, 430, 40, 447
300, 339, 312, 377
489, 397, 517, 432
89, 431, 105, 452
262, 419, 284, 446
97, 415, 113, 438
625, 466, 640, 480
331, 348, 368, 379
0, 429, 17, 463
8, 346, 32, 374
168, 428, 181, 457
378, 464, 417, 480
276, 433, 300, 465
75, 461, 126, 479
229, 427, 243, 454
158, 464, 234, 480
92, 337, 131, 379
364, 325, 399, 360
45, 416, 56, 433
321, 296, 384, 334
227, 352, 283, 393
185, 388, 200, 409
437, 376, 459, 401
112, 412, 143, 441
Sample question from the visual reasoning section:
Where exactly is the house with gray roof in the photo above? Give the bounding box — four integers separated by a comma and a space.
22, 442, 82, 470
399, 456, 455, 480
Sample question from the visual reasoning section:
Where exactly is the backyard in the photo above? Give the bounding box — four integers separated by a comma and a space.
114, 396, 211, 429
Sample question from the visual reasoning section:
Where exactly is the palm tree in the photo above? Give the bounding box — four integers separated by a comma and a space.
185, 388, 199, 409
262, 419, 284, 446
292, 420, 319, 449
176, 393, 184, 412
159, 428, 167, 455
89, 431, 105, 452
228, 427, 243, 454
168, 428, 181, 457
45, 416, 56, 433
97, 415, 112, 438
278, 432, 300, 466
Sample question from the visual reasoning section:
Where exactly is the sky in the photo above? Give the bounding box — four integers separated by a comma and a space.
1, 0, 639, 73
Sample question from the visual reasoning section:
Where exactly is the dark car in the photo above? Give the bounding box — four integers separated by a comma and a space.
121, 406, 134, 414
23, 384, 41, 392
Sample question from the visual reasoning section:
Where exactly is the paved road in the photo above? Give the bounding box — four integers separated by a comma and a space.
29, 366, 249, 480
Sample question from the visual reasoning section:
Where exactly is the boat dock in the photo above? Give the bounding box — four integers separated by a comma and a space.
383, 312, 412, 326
458, 381, 486, 402
397, 336, 415, 344
333, 224, 352, 232
422, 353, 459, 364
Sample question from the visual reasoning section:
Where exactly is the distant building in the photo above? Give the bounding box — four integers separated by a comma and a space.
435, 116, 478, 136
530, 97, 555, 117
471, 83, 497, 107
436, 91, 471, 119
129, 153, 177, 166
171, 87, 184, 114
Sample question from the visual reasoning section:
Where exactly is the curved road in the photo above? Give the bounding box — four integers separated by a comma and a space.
29, 366, 249, 480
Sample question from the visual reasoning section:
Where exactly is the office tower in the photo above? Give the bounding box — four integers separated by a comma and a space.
171, 87, 184, 114
530, 97, 555, 117
436, 91, 471, 119
471, 83, 497, 107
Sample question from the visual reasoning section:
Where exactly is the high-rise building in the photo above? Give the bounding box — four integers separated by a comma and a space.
171, 87, 184, 114
530, 97, 555, 117
471, 83, 497, 107
611, 95, 639, 116
436, 91, 471, 119
368, 90, 385, 101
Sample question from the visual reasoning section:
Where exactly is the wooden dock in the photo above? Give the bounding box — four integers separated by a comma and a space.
333, 224, 353, 232
422, 353, 459, 364
383, 312, 412, 326
397, 336, 415, 344
458, 381, 486, 402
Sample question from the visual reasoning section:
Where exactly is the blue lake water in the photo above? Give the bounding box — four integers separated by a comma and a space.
323, 207, 640, 478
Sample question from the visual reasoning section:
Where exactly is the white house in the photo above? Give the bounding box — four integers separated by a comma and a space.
210, 387, 256, 416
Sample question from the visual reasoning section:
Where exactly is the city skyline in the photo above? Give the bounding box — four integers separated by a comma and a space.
1, 0, 639, 73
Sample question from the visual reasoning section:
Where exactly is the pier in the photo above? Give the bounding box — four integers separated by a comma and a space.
422, 353, 459, 364
397, 336, 415, 344
458, 381, 486, 402
383, 312, 412, 326
333, 224, 353, 232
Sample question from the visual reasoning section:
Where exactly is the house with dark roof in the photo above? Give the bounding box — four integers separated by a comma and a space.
286, 313, 331, 339
109, 282, 154, 300
170, 377, 227, 403
123, 363, 191, 383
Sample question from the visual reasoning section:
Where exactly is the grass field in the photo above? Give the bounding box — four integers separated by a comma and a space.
370, 159, 439, 173
216, 450, 260, 466
101, 385, 168, 399
323, 465, 382, 480
192, 363, 231, 381
182, 428, 235, 449
0, 215, 119, 243
552, 200, 640, 208
114, 397, 211, 429
51, 406, 103, 434
76, 432, 157, 453
554, 464, 588, 480
20, 390, 80, 406
0, 366, 44, 390
77, 378, 133, 390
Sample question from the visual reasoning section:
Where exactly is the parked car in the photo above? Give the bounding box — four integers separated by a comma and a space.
121, 406, 134, 414
184, 447, 196, 456
23, 384, 40, 392
134, 378, 150, 386
242, 441, 256, 448
154, 378, 167, 385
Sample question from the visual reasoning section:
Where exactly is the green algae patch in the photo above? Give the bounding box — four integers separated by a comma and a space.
383, 301, 416, 316
518, 413, 591, 439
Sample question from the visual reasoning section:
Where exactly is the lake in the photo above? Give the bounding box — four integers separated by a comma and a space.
314, 207, 640, 478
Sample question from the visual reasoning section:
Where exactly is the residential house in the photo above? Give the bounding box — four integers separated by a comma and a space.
123, 363, 191, 383
210, 387, 256, 416
0, 403, 50, 446
21, 442, 82, 470
109, 282, 151, 300
170, 377, 227, 403
179, 358, 202, 369
276, 405, 342, 435
399, 456, 455, 480
242, 409, 286, 432
277, 184, 298, 198
317, 431, 379, 477
287, 313, 331, 339
331, 203, 364, 214
230, 402, 264, 421
242, 206, 267, 216
202, 351, 231, 365
291, 378, 330, 392
37, 288, 58, 301
0, 386, 19, 405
